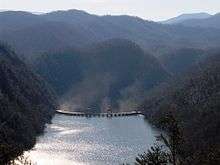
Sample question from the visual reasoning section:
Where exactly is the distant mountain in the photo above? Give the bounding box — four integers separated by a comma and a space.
0, 11, 46, 31
162, 12, 220, 29
1, 10, 220, 60
33, 39, 169, 112
161, 13, 211, 24
0, 43, 57, 163
141, 53, 220, 164
180, 13, 220, 29
0, 21, 96, 61
43, 9, 99, 24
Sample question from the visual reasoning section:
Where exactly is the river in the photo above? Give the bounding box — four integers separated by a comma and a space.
27, 114, 160, 165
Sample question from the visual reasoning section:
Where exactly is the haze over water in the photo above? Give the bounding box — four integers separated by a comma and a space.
27, 114, 160, 165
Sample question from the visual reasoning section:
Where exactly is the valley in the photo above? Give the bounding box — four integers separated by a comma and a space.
0, 7, 219, 165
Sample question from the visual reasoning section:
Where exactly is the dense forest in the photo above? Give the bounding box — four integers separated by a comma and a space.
0, 43, 57, 164
140, 54, 220, 164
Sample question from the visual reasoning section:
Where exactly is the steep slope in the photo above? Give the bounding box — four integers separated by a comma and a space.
0, 44, 57, 163
159, 48, 206, 74
1, 10, 220, 60
33, 48, 83, 96
161, 13, 211, 24
33, 39, 169, 112
180, 13, 220, 29
141, 54, 220, 164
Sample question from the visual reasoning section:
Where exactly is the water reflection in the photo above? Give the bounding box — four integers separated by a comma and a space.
27, 115, 160, 165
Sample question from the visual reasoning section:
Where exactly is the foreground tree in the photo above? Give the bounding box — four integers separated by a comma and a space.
135, 145, 168, 165
158, 111, 183, 165
135, 112, 183, 165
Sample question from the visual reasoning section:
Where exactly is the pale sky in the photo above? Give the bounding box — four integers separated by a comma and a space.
0, 0, 220, 21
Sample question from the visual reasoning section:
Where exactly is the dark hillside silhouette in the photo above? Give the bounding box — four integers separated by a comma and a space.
141, 54, 220, 164
0, 43, 57, 163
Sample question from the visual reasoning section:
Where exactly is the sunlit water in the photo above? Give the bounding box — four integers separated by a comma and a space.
27, 114, 160, 165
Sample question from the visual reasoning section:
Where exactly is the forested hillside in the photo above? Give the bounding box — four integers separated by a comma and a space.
141, 54, 220, 164
159, 48, 207, 74
1, 10, 220, 61
33, 39, 169, 112
0, 43, 57, 164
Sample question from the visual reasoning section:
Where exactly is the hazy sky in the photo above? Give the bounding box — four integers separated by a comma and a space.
1, 0, 220, 21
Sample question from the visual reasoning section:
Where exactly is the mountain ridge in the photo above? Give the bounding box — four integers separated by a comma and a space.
1, 10, 220, 60
179, 12, 220, 29
161, 12, 211, 24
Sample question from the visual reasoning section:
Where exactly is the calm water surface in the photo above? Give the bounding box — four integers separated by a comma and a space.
27, 114, 160, 165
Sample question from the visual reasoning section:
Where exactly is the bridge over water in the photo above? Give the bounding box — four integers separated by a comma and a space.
56, 110, 143, 117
